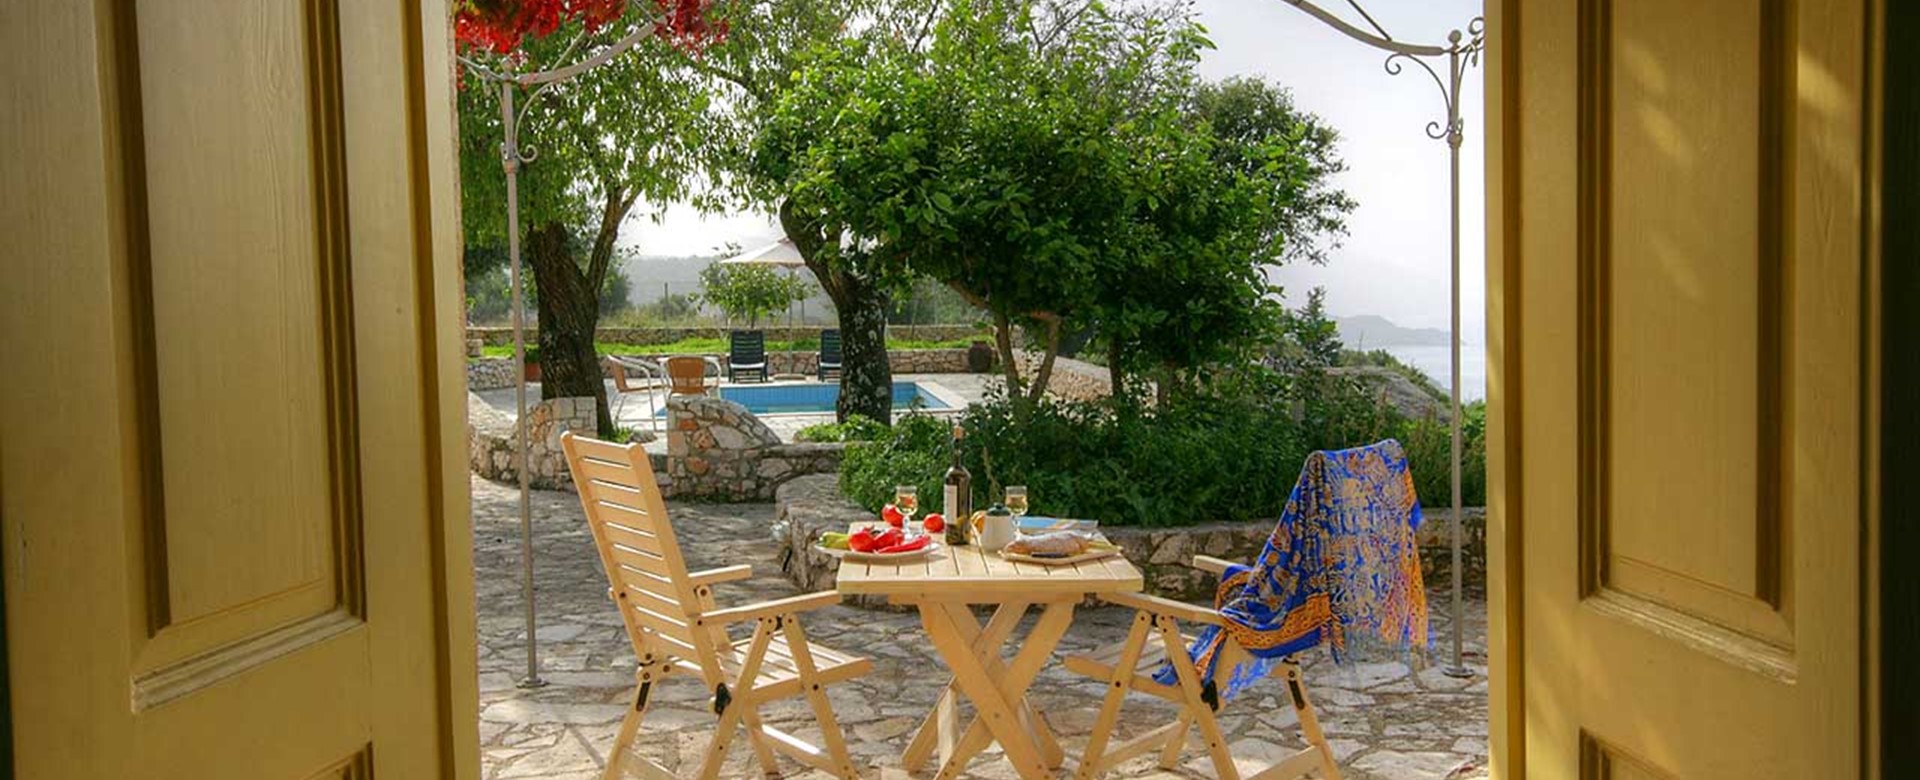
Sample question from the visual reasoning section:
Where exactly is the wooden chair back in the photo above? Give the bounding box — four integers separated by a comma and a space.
560, 433, 715, 673
665, 356, 712, 396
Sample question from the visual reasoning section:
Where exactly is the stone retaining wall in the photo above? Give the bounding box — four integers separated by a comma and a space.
665, 395, 844, 500
1014, 352, 1114, 401
468, 358, 517, 391
774, 475, 893, 609
1108, 506, 1486, 600
774, 474, 1487, 603
466, 348, 974, 392
468, 324, 982, 347
468, 394, 598, 491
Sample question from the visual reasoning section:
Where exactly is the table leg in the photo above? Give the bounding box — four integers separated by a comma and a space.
903, 601, 1029, 772
929, 601, 1077, 780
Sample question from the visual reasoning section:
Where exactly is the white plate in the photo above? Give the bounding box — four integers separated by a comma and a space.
814, 537, 942, 562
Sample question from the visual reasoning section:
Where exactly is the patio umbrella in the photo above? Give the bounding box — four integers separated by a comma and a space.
719, 237, 808, 333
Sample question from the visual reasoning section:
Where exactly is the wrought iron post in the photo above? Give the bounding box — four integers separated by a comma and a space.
461, 19, 662, 691
1279, 1, 1484, 678
499, 81, 545, 690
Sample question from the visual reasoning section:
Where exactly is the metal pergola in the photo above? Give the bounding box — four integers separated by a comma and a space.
466, 0, 1486, 688
460, 20, 665, 689
1280, 0, 1485, 677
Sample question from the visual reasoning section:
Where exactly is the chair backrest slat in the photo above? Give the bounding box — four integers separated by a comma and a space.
731, 330, 765, 363
820, 329, 842, 362
561, 432, 709, 663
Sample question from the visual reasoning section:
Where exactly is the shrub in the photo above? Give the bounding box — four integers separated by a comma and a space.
836, 367, 1488, 526
794, 415, 890, 443
838, 414, 953, 514
1399, 401, 1488, 508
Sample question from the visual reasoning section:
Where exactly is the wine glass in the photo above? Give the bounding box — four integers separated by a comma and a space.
1005, 486, 1029, 525
894, 485, 920, 536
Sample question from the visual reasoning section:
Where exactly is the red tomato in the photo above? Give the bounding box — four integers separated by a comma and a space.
881, 504, 905, 528
922, 513, 945, 533
848, 528, 878, 553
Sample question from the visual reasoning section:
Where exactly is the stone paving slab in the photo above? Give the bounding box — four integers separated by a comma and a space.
473, 475, 1489, 779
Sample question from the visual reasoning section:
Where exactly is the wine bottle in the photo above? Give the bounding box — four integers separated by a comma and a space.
943, 425, 972, 545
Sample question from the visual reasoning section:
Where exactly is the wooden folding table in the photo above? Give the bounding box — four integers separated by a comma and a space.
833, 533, 1144, 780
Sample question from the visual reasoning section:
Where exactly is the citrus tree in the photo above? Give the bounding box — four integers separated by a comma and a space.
695, 262, 811, 328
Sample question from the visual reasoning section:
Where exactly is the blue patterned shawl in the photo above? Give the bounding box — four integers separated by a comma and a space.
1156, 440, 1430, 699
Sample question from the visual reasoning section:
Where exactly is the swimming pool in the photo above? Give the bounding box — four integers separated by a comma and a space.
658, 381, 955, 416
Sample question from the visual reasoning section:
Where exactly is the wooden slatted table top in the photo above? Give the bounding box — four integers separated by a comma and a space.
831, 523, 1144, 598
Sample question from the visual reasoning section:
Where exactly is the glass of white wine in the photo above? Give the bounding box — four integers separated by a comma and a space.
894, 485, 920, 535
1004, 486, 1029, 522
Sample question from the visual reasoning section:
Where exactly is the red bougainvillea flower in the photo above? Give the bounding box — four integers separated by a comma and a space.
454, 0, 724, 56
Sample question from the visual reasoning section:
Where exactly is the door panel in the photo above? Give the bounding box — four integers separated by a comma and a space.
0, 1, 475, 777
1490, 0, 1870, 777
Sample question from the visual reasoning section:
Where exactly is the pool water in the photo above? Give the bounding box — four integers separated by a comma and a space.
657, 381, 951, 416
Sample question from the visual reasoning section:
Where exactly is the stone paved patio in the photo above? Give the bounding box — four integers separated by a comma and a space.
473, 475, 1489, 779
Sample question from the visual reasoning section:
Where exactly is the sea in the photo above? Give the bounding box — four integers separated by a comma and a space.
1380, 345, 1488, 402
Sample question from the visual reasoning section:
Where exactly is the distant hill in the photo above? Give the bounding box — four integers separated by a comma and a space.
1335, 314, 1453, 348
618, 253, 717, 298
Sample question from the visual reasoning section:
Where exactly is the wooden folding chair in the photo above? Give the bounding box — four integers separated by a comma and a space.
1063, 555, 1341, 780
561, 432, 873, 780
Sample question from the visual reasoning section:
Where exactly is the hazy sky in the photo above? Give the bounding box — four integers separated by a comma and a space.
616, 0, 1489, 344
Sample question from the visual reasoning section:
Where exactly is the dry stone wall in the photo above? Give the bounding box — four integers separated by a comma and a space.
465, 348, 973, 393
468, 394, 599, 491
664, 395, 843, 500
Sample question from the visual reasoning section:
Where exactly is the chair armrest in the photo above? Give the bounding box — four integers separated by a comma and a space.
1102, 591, 1226, 626
698, 591, 843, 626
687, 564, 754, 587
1192, 555, 1241, 576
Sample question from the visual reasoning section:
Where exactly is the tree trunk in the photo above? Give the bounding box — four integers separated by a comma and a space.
528, 221, 615, 437
831, 275, 892, 423
1107, 339, 1127, 398
781, 201, 892, 424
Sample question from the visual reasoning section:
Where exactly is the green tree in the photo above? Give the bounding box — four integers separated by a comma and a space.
458, 10, 718, 436
695, 262, 811, 328
758, 1, 1342, 411
755, 2, 1150, 409
1282, 286, 1342, 371
1189, 76, 1356, 265
691, 0, 938, 423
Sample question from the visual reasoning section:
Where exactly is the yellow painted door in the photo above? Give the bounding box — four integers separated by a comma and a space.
0, 1, 477, 778
1485, 0, 1876, 777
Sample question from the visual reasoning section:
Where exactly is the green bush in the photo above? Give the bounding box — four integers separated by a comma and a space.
838, 414, 954, 515
794, 415, 891, 443
1399, 401, 1488, 508
837, 368, 1488, 526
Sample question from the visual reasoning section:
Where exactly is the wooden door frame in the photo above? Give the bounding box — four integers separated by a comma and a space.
1875, 0, 1916, 776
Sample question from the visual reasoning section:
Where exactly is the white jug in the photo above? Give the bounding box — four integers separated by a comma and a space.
978, 504, 1016, 551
